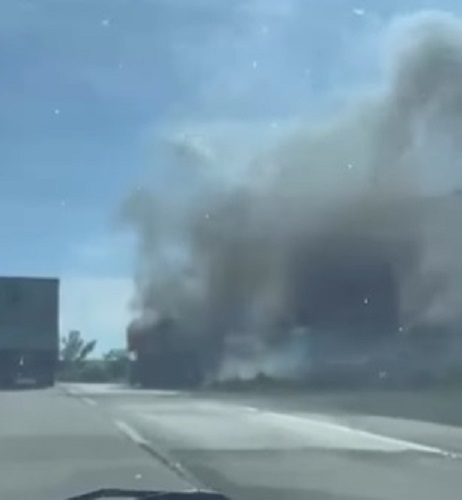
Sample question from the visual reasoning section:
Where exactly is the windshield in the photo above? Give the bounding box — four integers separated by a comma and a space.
1, 1, 462, 500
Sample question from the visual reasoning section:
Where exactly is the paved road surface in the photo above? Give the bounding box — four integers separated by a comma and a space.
63, 384, 462, 500
204, 388, 462, 428
0, 386, 190, 499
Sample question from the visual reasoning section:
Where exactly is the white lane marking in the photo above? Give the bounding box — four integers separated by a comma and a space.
114, 419, 150, 447
115, 420, 206, 488
243, 406, 260, 413
143, 399, 457, 456
81, 397, 97, 406
61, 383, 182, 396
255, 408, 458, 457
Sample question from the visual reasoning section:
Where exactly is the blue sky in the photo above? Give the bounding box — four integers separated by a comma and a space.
1, 0, 460, 352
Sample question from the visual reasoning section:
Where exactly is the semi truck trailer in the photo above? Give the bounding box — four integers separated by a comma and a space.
0, 276, 59, 388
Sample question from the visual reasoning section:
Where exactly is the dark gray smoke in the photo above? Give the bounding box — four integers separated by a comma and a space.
122, 11, 462, 381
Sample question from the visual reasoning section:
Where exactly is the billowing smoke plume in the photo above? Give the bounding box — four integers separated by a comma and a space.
123, 11, 462, 382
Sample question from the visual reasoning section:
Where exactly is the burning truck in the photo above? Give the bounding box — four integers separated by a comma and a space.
127, 315, 205, 388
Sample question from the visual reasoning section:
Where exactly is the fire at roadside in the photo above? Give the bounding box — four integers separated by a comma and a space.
123, 12, 462, 390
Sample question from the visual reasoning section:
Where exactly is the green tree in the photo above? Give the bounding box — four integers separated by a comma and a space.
60, 330, 96, 362
59, 331, 97, 382
103, 349, 129, 381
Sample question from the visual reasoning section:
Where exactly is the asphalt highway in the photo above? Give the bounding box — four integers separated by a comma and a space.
0, 385, 189, 500
60, 384, 462, 500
